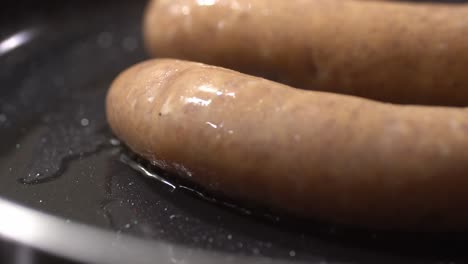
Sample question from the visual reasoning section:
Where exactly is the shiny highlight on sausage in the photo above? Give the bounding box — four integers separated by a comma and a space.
107, 59, 468, 231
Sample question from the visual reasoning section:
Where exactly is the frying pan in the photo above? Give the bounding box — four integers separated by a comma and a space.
1, 0, 468, 263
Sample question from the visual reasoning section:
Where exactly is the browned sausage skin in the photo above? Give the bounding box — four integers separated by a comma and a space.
107, 59, 468, 231
144, 0, 468, 105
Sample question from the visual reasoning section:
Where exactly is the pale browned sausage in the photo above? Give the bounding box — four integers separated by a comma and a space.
144, 0, 468, 105
107, 59, 468, 231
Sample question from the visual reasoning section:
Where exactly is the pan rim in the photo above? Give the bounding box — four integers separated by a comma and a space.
0, 196, 298, 264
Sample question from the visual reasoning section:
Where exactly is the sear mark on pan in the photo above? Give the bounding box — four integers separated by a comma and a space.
19, 90, 112, 184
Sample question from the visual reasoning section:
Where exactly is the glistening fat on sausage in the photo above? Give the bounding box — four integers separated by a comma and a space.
144, 0, 468, 105
107, 59, 468, 231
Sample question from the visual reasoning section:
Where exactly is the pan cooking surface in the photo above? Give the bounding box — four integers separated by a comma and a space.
1, 0, 468, 263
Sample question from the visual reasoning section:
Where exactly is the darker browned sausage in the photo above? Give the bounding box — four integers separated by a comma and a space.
144, 0, 468, 105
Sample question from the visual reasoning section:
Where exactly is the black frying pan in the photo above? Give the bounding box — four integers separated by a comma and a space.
1, 0, 468, 263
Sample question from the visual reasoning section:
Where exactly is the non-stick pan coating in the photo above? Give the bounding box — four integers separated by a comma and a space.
1, 0, 468, 263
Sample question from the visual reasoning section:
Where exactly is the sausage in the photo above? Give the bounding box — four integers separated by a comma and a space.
143, 0, 468, 106
107, 59, 468, 231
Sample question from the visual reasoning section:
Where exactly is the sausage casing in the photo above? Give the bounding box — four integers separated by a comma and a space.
144, 0, 468, 105
107, 59, 468, 230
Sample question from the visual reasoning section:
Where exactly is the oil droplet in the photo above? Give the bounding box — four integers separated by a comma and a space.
227, 234, 232, 240
197, 0, 217, 6
97, 32, 113, 48
289, 250, 296, 257
119, 154, 176, 190
109, 138, 121, 146
80, 118, 89, 126
206, 121, 217, 129
122, 36, 138, 52
184, 97, 212, 106
20, 97, 108, 184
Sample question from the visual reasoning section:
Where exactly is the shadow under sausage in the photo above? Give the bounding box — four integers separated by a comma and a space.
123, 153, 468, 264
